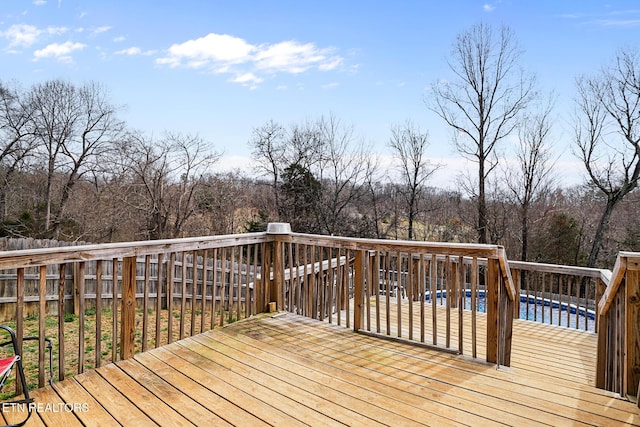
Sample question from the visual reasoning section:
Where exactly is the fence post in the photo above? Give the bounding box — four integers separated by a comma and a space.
120, 256, 136, 360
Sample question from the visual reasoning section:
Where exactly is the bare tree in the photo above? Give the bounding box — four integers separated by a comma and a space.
315, 114, 370, 235
27, 80, 125, 238
360, 155, 388, 238
506, 97, 556, 260
388, 121, 440, 240
249, 120, 286, 217
0, 81, 36, 224
575, 47, 640, 267
249, 119, 323, 225
429, 22, 536, 243
117, 132, 221, 239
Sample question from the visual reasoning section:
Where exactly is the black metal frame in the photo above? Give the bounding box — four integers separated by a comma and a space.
0, 325, 40, 427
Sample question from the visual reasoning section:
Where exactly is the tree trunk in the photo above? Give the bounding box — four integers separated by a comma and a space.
478, 157, 487, 244
587, 198, 617, 268
521, 204, 529, 262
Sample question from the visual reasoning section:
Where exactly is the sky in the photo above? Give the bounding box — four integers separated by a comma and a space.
1, 1, 639, 188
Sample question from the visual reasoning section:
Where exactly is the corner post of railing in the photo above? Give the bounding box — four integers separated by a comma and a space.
266, 223, 291, 313
120, 255, 136, 360
354, 249, 365, 332
486, 257, 499, 364
624, 256, 640, 400
486, 248, 515, 367
497, 248, 515, 367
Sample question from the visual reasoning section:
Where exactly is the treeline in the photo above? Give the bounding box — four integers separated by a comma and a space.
1, 22, 639, 270
0, 76, 637, 270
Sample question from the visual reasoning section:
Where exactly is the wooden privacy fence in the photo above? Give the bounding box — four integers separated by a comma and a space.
0, 238, 90, 321
267, 230, 517, 367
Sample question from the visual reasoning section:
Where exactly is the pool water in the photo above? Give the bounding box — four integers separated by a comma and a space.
426, 291, 595, 332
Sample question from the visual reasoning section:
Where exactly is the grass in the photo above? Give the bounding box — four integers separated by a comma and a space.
0, 305, 244, 399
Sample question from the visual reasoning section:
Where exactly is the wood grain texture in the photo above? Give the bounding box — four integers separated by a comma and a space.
7, 311, 638, 426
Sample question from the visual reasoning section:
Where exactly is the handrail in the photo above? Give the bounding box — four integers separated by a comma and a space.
597, 253, 628, 316
286, 232, 506, 258
0, 227, 533, 392
593, 251, 640, 402
271, 231, 515, 366
498, 248, 516, 301
508, 259, 609, 280
0, 233, 270, 270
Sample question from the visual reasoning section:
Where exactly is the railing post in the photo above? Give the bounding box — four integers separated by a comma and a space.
266, 223, 291, 312
486, 258, 499, 364
498, 275, 514, 367
120, 256, 136, 360
272, 240, 284, 311
625, 266, 640, 399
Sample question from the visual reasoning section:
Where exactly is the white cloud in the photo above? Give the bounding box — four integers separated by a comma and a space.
47, 26, 68, 35
254, 40, 339, 74
33, 41, 86, 62
156, 32, 345, 88
157, 33, 255, 68
115, 46, 156, 56
91, 26, 112, 35
115, 46, 141, 55
113, 35, 126, 42
483, 4, 496, 12
33, 0, 46, 5
2, 24, 41, 47
0, 24, 68, 48
231, 72, 263, 84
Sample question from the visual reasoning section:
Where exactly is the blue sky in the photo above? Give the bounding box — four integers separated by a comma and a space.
1, 1, 639, 187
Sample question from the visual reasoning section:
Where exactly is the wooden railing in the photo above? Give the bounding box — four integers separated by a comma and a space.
507, 261, 607, 332
0, 233, 272, 393
596, 252, 640, 402
268, 229, 516, 367
0, 224, 522, 397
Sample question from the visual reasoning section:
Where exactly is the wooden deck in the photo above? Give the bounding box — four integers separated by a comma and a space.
3, 310, 640, 426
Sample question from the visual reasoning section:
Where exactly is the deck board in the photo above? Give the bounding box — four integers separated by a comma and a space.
6, 309, 640, 426
52, 379, 120, 427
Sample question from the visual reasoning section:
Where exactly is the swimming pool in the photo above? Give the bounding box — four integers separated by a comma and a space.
426, 290, 596, 332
